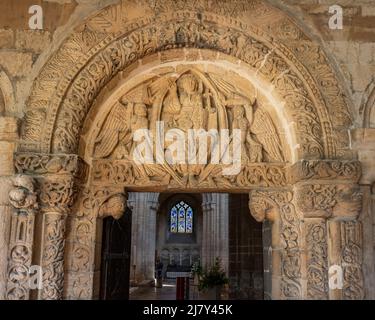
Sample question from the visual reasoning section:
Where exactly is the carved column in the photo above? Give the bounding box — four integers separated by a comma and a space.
290, 160, 364, 300
6, 176, 38, 300
37, 176, 75, 300
249, 189, 303, 300
0, 116, 18, 299
64, 186, 127, 300
13, 153, 80, 300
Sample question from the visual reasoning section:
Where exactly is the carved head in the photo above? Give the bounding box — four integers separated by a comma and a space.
134, 103, 147, 117
8, 175, 38, 212
9, 188, 38, 212
99, 194, 127, 220
177, 74, 198, 94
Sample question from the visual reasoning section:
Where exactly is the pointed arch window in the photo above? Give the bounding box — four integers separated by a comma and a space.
170, 201, 193, 234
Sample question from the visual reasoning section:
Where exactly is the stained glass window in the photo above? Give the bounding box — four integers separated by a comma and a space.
170, 201, 193, 233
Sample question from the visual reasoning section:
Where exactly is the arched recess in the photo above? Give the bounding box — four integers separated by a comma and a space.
9, 0, 364, 301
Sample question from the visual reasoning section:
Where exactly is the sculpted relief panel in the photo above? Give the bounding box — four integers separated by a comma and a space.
93, 69, 284, 162
89, 68, 286, 190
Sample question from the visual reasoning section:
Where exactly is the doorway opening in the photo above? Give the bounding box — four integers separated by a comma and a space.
98, 192, 265, 300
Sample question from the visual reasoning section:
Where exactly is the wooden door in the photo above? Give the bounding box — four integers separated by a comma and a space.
100, 208, 132, 300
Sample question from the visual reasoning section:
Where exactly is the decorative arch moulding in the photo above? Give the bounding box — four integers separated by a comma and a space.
12, 153, 361, 191
20, 0, 353, 163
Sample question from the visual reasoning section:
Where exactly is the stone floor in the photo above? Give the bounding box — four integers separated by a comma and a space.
129, 279, 198, 300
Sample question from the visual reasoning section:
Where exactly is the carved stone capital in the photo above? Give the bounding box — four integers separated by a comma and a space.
294, 184, 362, 219
14, 153, 83, 177
249, 189, 293, 222
75, 186, 127, 220
288, 160, 361, 184
38, 177, 75, 214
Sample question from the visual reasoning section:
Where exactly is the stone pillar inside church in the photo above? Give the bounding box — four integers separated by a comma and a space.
128, 193, 159, 284
201, 193, 229, 272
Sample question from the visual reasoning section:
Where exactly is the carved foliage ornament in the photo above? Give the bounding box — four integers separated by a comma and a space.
289, 160, 361, 184
91, 160, 287, 190
38, 178, 76, 213
249, 190, 302, 299
306, 221, 328, 300
41, 214, 66, 300
15, 153, 80, 176
295, 184, 362, 218
340, 221, 364, 300
75, 187, 128, 219
64, 189, 128, 298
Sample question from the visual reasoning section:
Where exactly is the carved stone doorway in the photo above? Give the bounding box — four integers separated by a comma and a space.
5, 1, 364, 300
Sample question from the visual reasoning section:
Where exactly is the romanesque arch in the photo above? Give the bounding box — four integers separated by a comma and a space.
5, 0, 363, 300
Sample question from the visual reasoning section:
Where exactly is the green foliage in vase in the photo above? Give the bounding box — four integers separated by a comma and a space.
198, 257, 228, 291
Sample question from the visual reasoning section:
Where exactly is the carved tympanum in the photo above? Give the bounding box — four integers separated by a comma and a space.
94, 69, 283, 163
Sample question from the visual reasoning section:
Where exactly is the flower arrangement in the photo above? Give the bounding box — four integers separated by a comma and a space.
197, 257, 228, 291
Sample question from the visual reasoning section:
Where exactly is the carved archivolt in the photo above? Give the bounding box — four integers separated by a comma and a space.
21, 0, 352, 161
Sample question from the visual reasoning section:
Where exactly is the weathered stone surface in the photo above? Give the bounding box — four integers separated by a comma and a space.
15, 30, 51, 53
0, 52, 33, 78
0, 29, 13, 48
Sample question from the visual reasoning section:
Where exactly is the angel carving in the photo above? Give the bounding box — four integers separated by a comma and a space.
94, 100, 133, 159
250, 104, 284, 162
227, 100, 284, 163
